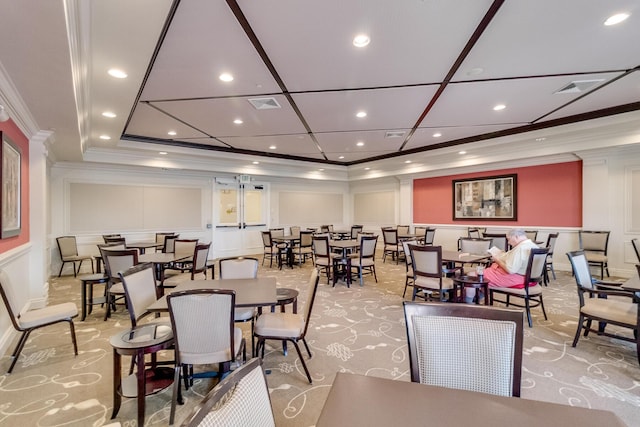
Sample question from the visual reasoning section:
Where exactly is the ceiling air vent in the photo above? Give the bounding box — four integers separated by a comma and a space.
554, 79, 604, 94
248, 97, 281, 110
385, 131, 406, 138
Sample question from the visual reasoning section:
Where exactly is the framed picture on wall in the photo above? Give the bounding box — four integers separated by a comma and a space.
453, 174, 517, 221
1, 132, 21, 238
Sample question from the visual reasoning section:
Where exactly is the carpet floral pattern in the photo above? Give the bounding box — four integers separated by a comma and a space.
1, 254, 639, 426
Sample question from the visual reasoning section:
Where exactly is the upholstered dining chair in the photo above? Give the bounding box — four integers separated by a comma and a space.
414, 226, 427, 244
0, 269, 79, 373
579, 230, 610, 279
167, 289, 246, 425
219, 256, 260, 352
165, 239, 198, 275
382, 228, 401, 264
566, 250, 639, 364
350, 225, 364, 239
543, 232, 559, 285
524, 230, 538, 241
467, 228, 482, 238
489, 248, 549, 327
402, 239, 419, 298
118, 263, 162, 327
56, 236, 94, 277
161, 242, 211, 290
294, 230, 314, 266
179, 357, 275, 427
397, 225, 411, 235
349, 235, 378, 287
408, 244, 454, 302
403, 302, 524, 397
459, 237, 492, 255
155, 232, 177, 252
261, 231, 285, 268
99, 247, 139, 320
102, 234, 122, 243
424, 228, 436, 245
633, 238, 640, 264
254, 269, 320, 384
312, 235, 339, 284
483, 233, 509, 252
162, 234, 179, 253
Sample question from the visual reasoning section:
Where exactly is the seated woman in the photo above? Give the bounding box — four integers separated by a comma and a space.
483, 228, 539, 288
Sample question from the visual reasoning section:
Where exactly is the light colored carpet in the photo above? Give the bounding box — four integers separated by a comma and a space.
1, 255, 639, 426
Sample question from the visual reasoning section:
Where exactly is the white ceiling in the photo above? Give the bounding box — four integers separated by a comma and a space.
0, 0, 639, 179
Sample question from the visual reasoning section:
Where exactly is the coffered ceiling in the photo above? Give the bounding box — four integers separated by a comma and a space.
0, 0, 639, 175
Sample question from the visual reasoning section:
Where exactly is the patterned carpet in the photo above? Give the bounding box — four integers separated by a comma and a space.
1, 253, 639, 426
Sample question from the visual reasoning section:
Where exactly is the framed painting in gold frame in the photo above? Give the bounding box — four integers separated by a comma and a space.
1, 132, 21, 238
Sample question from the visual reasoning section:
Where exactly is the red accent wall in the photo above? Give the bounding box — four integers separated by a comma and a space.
0, 119, 30, 252
413, 161, 582, 227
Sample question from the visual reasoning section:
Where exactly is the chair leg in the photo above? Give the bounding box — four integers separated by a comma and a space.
525, 298, 532, 327
58, 262, 65, 277
68, 320, 78, 355
573, 314, 585, 347
7, 331, 30, 373
291, 340, 312, 384
169, 365, 182, 425
301, 338, 312, 358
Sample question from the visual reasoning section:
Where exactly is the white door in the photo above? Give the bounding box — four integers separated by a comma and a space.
214, 180, 268, 258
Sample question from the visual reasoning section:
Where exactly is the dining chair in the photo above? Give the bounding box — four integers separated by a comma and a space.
403, 302, 524, 397
289, 225, 301, 236
155, 232, 176, 252
579, 230, 610, 279
350, 225, 364, 239
483, 233, 509, 252
261, 231, 286, 268
633, 238, 640, 264
161, 242, 211, 291
566, 250, 639, 364
459, 237, 492, 255
402, 239, 419, 298
162, 234, 179, 253
56, 236, 94, 277
524, 230, 538, 241
102, 234, 122, 243
414, 226, 427, 244
424, 228, 436, 245
397, 225, 410, 235
165, 239, 198, 274
103, 236, 126, 245
270, 228, 285, 238
254, 269, 320, 384
543, 232, 559, 285
294, 230, 314, 266
167, 289, 246, 425
467, 228, 482, 238
219, 256, 260, 353
489, 248, 549, 327
409, 244, 454, 302
0, 269, 79, 373
179, 357, 275, 427
312, 235, 338, 284
382, 228, 401, 264
99, 247, 139, 320
349, 235, 378, 287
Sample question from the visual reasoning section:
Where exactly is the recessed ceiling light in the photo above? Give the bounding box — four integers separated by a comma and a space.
233, 119, 243, 124
269, 145, 277, 150
318, 168, 325, 171
356, 142, 365, 147
108, 68, 127, 79
535, 137, 547, 142
493, 104, 506, 111
467, 67, 484, 76
99, 135, 111, 140
364, 167, 371, 170
459, 150, 467, 155
219, 73, 234, 82
356, 111, 367, 118
353, 34, 370, 47
168, 131, 177, 136
252, 161, 260, 165
405, 160, 412, 164
338, 156, 345, 159
604, 13, 629, 26
159, 151, 167, 155
432, 132, 442, 138
102, 111, 116, 118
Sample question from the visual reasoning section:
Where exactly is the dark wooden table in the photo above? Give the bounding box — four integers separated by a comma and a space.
316, 373, 628, 427
452, 275, 489, 305
330, 239, 360, 286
